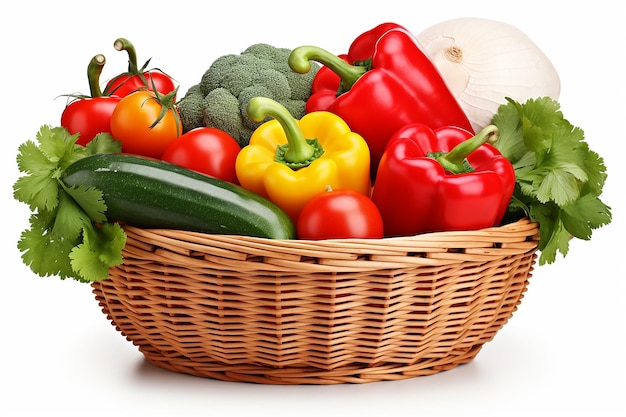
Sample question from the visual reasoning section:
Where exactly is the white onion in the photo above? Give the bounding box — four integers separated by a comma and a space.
416, 17, 561, 132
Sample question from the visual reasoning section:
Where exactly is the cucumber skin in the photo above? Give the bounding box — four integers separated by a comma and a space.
61, 153, 295, 239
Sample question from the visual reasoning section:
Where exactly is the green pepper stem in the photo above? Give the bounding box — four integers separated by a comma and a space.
246, 97, 323, 169
87, 54, 106, 98
288, 46, 367, 91
437, 125, 499, 174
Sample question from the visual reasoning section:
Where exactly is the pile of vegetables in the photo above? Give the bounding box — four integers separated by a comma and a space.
13, 19, 612, 283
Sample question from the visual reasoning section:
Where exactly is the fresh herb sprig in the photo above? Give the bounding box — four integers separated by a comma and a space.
492, 97, 612, 265
14, 125, 126, 282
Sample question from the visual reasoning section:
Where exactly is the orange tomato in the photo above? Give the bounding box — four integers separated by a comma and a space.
110, 89, 181, 158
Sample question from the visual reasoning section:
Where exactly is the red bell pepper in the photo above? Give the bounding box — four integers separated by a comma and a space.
288, 23, 473, 178
60, 54, 121, 146
371, 123, 515, 237
348, 22, 406, 60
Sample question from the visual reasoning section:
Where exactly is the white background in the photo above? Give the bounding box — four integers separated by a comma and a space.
2, 1, 624, 416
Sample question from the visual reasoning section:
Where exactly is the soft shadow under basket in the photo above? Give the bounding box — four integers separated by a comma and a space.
91, 218, 539, 384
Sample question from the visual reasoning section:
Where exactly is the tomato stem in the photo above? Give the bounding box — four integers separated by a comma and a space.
149, 79, 181, 136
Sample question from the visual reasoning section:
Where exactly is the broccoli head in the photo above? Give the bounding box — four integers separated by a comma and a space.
242, 43, 291, 71
177, 43, 320, 147
202, 88, 254, 147
242, 44, 319, 101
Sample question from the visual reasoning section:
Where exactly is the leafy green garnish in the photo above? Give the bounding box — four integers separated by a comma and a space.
14, 125, 126, 282
492, 97, 612, 265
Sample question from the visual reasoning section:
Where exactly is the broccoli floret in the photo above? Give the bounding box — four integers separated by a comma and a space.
176, 84, 206, 133
281, 99, 307, 121
200, 52, 291, 103
178, 43, 321, 147
201, 55, 270, 97
200, 54, 260, 95
252, 69, 291, 101
238, 85, 274, 130
242, 43, 291, 71
203, 88, 253, 147
243, 44, 318, 101
283, 69, 318, 102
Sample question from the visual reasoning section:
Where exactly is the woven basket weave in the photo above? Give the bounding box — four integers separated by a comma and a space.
91, 218, 539, 384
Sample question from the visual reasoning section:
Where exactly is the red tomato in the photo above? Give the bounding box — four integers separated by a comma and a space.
297, 188, 384, 240
61, 96, 121, 146
110, 89, 181, 158
162, 127, 241, 183
105, 71, 176, 98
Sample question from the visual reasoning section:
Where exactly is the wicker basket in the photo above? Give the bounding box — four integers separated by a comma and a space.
91, 218, 539, 384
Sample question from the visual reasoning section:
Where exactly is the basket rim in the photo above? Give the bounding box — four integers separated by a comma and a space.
116, 217, 539, 267
121, 217, 539, 246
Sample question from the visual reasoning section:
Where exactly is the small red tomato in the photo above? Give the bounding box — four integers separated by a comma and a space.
61, 96, 121, 146
162, 127, 241, 183
297, 188, 384, 240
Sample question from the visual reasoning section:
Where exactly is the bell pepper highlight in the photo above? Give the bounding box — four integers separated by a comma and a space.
236, 97, 371, 223
371, 124, 515, 237
288, 24, 474, 179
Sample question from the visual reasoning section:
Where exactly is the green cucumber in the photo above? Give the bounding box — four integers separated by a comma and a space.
61, 153, 295, 239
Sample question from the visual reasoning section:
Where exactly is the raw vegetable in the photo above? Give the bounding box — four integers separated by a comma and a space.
176, 43, 320, 147
297, 187, 384, 240
347, 22, 406, 60
13, 125, 126, 282
289, 23, 473, 178
491, 97, 611, 265
60, 54, 121, 146
110, 87, 181, 158
371, 124, 515, 237
162, 127, 241, 184
235, 97, 371, 223
416, 17, 561, 133
104, 37, 176, 98
61, 153, 296, 240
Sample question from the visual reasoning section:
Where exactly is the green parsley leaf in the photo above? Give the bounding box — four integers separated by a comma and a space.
561, 193, 612, 240
14, 140, 61, 211
14, 125, 126, 282
69, 223, 127, 283
63, 184, 107, 224
51, 190, 90, 242
18, 211, 78, 279
85, 132, 124, 155
38, 126, 80, 160
492, 97, 612, 265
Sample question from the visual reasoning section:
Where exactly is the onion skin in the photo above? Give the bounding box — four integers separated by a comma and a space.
417, 17, 561, 132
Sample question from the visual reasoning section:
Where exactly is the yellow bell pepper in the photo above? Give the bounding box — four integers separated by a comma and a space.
236, 97, 371, 223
